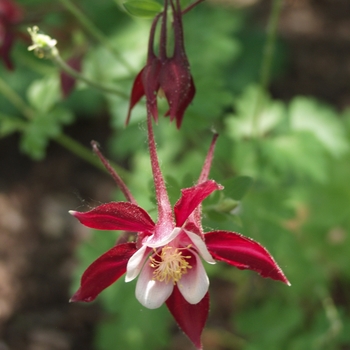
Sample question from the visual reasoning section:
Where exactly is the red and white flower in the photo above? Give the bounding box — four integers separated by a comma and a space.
70, 116, 289, 349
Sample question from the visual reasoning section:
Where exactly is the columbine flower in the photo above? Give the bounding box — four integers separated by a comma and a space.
126, 0, 195, 129
0, 0, 23, 70
70, 115, 289, 349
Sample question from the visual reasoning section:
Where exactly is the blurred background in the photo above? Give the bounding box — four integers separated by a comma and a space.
1, 0, 350, 349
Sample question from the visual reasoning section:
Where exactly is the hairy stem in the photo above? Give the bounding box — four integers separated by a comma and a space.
147, 111, 173, 227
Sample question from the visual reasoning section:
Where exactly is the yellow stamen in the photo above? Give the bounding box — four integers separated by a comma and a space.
149, 246, 192, 284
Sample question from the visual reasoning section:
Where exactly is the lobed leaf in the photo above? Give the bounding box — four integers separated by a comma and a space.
123, 0, 163, 18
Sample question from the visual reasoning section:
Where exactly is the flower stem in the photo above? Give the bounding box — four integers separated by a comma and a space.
52, 53, 129, 98
251, 0, 283, 137
146, 112, 173, 226
58, 0, 134, 73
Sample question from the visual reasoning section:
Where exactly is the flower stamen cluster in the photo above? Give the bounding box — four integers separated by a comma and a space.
150, 246, 192, 284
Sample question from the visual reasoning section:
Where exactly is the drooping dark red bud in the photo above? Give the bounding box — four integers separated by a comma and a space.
126, 13, 162, 125
126, 0, 195, 128
159, 0, 195, 128
141, 56, 161, 122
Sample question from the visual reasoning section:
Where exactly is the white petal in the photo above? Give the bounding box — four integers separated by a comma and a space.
125, 245, 149, 282
178, 252, 209, 304
135, 263, 174, 309
144, 227, 181, 248
184, 229, 216, 264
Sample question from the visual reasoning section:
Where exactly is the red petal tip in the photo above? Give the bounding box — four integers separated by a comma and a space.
70, 289, 96, 303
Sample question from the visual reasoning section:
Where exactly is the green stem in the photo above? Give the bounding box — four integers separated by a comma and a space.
260, 0, 283, 90
52, 53, 129, 98
58, 0, 134, 73
251, 0, 283, 137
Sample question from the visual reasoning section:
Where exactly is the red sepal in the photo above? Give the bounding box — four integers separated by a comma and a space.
70, 202, 155, 233
126, 68, 145, 125
205, 231, 290, 285
70, 242, 137, 302
174, 180, 223, 227
166, 286, 209, 350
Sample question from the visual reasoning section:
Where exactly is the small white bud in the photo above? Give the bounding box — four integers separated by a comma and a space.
28, 26, 58, 58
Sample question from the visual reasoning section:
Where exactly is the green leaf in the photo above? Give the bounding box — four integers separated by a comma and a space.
226, 85, 285, 139
262, 132, 328, 183
236, 300, 303, 349
165, 175, 182, 206
27, 74, 60, 113
221, 175, 253, 200
20, 107, 74, 160
123, 0, 163, 18
289, 97, 349, 157
96, 281, 171, 350
206, 209, 229, 222
183, 6, 242, 128
0, 113, 25, 137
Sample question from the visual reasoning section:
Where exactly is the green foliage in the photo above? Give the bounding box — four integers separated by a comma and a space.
20, 107, 73, 159
225, 86, 349, 184
0, 113, 25, 137
95, 281, 171, 350
289, 97, 349, 157
123, 0, 163, 18
221, 176, 253, 201
183, 5, 242, 129
27, 74, 61, 113
223, 86, 350, 349
18, 74, 74, 159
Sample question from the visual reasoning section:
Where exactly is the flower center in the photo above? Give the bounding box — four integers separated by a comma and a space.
149, 245, 192, 284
